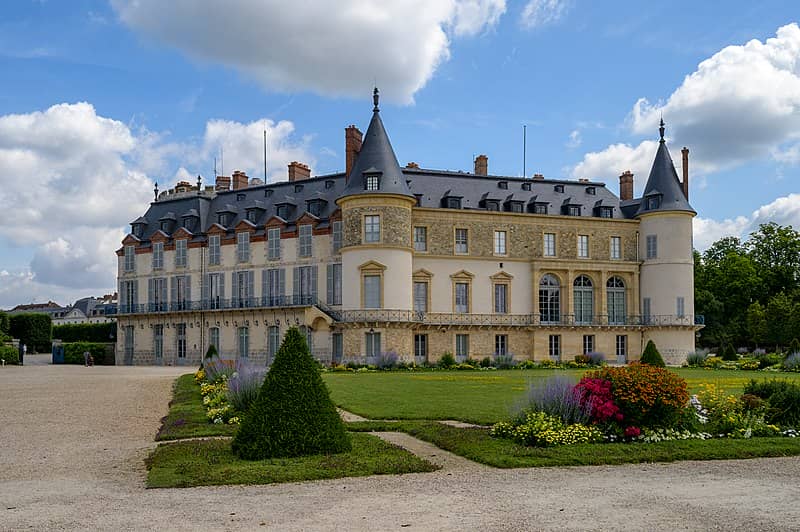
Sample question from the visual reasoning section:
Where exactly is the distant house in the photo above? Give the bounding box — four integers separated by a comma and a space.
7, 294, 117, 325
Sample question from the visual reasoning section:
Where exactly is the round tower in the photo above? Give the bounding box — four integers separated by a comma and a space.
336, 89, 416, 359
636, 120, 698, 364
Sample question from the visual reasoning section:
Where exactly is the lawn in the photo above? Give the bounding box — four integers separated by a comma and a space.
323, 368, 800, 424
155, 374, 237, 441
146, 432, 438, 488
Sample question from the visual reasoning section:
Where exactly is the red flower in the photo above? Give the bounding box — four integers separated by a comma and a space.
624, 426, 641, 438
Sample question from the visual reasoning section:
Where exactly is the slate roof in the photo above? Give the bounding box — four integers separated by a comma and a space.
636, 120, 695, 216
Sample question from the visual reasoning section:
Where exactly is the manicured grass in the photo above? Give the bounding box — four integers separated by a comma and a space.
146, 432, 439, 488
155, 374, 236, 441
323, 369, 800, 424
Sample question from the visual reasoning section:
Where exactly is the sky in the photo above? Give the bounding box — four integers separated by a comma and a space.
1, 0, 799, 308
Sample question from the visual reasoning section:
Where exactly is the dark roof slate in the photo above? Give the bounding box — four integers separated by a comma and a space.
635, 130, 695, 216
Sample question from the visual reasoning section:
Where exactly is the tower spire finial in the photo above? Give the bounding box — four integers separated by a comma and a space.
154, 181, 159, 201
196, 174, 202, 195
373, 87, 380, 112
659, 115, 665, 143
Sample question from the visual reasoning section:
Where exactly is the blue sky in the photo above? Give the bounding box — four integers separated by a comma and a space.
1, 0, 799, 307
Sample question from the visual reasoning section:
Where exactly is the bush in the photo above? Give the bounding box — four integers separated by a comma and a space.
783, 352, 800, 372
204, 357, 236, 383
63, 342, 106, 365
0, 345, 19, 365
494, 353, 516, 369
205, 344, 218, 359
720, 342, 738, 362
373, 350, 399, 369
790, 338, 800, 355
437, 352, 456, 369
696, 384, 778, 437
639, 340, 665, 367
585, 364, 689, 428
52, 322, 116, 343
479, 357, 493, 368
9, 313, 52, 353
518, 375, 590, 425
231, 327, 351, 460
0, 311, 9, 335
743, 379, 800, 428
586, 352, 605, 366
491, 411, 603, 447
685, 351, 706, 366
756, 352, 782, 369
226, 360, 268, 412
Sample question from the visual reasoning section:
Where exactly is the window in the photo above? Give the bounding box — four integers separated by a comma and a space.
549, 334, 561, 360
149, 277, 168, 312
268, 326, 281, 359
363, 274, 381, 308
209, 327, 220, 352
413, 281, 428, 312
365, 331, 381, 357
446, 197, 462, 209
539, 274, 560, 324
364, 215, 380, 243
494, 283, 508, 314
507, 202, 523, 213
554, 184, 564, 193
600, 207, 613, 218
455, 228, 468, 254
414, 334, 428, 360
263, 268, 284, 306
646, 235, 657, 259
455, 282, 469, 313
276, 205, 291, 219
647, 196, 661, 210
583, 335, 595, 355
567, 205, 580, 216
237, 193, 246, 201
294, 184, 303, 193
616, 335, 627, 362
325, 180, 335, 190
495, 335, 508, 357
610, 236, 621, 260
267, 227, 281, 260
298, 224, 313, 257
327, 263, 342, 305
124, 245, 135, 272
176, 323, 186, 359
306, 200, 323, 217
642, 297, 651, 323
207, 272, 224, 309
498, 181, 508, 189
238, 327, 249, 358
578, 235, 589, 258
331, 332, 343, 364
218, 214, 229, 226
494, 230, 507, 255
485, 200, 500, 211
522, 182, 531, 191
171, 275, 189, 310
365, 174, 380, 191
121, 280, 137, 313
677, 296, 685, 318
607, 277, 626, 325
152, 242, 164, 270
573, 275, 594, 325
237, 232, 250, 263
233, 270, 254, 308
534, 203, 548, 215
414, 227, 427, 252
175, 239, 187, 268
586, 186, 596, 195
455, 334, 469, 359
247, 210, 257, 223
209, 235, 221, 265
153, 325, 163, 359
295, 265, 317, 303
543, 233, 556, 257
332, 221, 342, 253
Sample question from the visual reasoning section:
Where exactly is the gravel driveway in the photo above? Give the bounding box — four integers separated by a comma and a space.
1, 363, 799, 531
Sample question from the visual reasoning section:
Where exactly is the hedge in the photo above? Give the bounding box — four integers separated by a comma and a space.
0, 311, 10, 334
9, 313, 52, 353
0, 345, 19, 365
64, 342, 108, 365
53, 322, 116, 343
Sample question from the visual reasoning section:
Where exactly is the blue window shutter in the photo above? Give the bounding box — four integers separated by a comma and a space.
161, 279, 168, 306
219, 273, 225, 299
119, 281, 126, 308
327, 264, 333, 305
201, 274, 209, 301
148, 278, 154, 306
185, 275, 191, 302
170, 276, 177, 304
248, 270, 255, 301
311, 265, 318, 300
293, 267, 300, 299
262, 270, 268, 301
133, 280, 138, 305
279, 268, 285, 299
232, 272, 239, 305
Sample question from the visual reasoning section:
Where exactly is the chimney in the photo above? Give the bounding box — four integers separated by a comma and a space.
533, 173, 544, 180
406, 162, 419, 169
232, 170, 249, 190
619, 170, 634, 201
474, 154, 488, 176
345, 125, 363, 179
215, 175, 231, 191
288, 161, 311, 182
681, 147, 689, 200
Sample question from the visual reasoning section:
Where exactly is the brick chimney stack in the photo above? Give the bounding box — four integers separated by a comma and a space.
681, 147, 689, 200
533, 173, 544, 180
288, 161, 311, 182
345, 125, 363, 179
474, 154, 488, 176
232, 170, 249, 190
619, 170, 634, 201
406, 162, 419, 169
215, 175, 231, 191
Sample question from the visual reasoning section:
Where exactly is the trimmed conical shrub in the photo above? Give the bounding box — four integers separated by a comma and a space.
789, 338, 800, 355
639, 340, 665, 367
232, 327, 351, 460
720, 342, 738, 361
205, 344, 218, 359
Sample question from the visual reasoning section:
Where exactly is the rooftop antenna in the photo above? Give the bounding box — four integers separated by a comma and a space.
263, 124, 268, 182
220, 147, 224, 177
214, 157, 217, 177
523, 124, 527, 178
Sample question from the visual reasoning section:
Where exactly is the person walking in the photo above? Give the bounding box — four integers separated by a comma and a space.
20, 343, 26, 366
83, 349, 91, 367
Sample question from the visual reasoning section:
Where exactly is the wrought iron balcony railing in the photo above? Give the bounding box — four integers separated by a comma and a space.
116, 295, 318, 315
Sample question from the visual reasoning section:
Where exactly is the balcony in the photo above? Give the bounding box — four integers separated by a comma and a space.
116, 295, 317, 315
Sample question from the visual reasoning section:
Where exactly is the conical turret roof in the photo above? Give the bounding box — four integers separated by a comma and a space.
636, 120, 695, 216
341, 88, 413, 199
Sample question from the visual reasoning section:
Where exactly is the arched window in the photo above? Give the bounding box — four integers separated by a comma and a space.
607, 277, 626, 325
539, 274, 561, 324
573, 275, 594, 324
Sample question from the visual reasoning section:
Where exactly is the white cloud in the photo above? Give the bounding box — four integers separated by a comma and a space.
572, 23, 800, 183
112, 0, 504, 104
571, 140, 659, 193
566, 129, 581, 149
520, 0, 570, 29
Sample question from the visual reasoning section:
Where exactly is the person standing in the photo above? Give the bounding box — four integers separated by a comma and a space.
20, 343, 25, 366
84, 349, 90, 367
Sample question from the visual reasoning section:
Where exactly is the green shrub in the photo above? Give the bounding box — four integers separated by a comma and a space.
0, 311, 10, 335
757, 352, 783, 369
437, 352, 456, 369
479, 357, 493, 368
63, 342, 107, 364
639, 340, 665, 367
790, 338, 800, 355
231, 327, 351, 460
743, 379, 800, 428
52, 322, 116, 343
720, 342, 738, 361
685, 351, 706, 366
205, 344, 218, 359
0, 345, 19, 365
9, 313, 52, 353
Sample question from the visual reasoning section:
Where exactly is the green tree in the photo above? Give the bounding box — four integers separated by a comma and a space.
640, 340, 665, 367
232, 327, 351, 460
746, 301, 767, 347
765, 292, 794, 350
747, 223, 800, 299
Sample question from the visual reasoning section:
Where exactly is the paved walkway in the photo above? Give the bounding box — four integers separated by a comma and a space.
2, 364, 800, 531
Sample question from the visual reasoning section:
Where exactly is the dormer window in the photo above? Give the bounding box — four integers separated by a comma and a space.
522, 182, 531, 191
505, 201, 523, 213
554, 184, 564, 193
567, 205, 580, 216
485, 200, 500, 211
647, 196, 661, 210
132, 224, 144, 239
446, 197, 461, 209
246, 210, 258, 223
325, 180, 335, 189
276, 204, 292, 220
586, 187, 596, 195
294, 184, 303, 193
599, 207, 613, 218
264, 189, 273, 198
533, 203, 548, 215
365, 174, 380, 191
306, 199, 326, 218
160, 221, 170, 232
498, 181, 508, 190
237, 193, 246, 201
218, 214, 229, 226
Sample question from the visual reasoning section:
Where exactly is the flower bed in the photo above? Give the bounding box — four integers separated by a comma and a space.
195, 358, 268, 425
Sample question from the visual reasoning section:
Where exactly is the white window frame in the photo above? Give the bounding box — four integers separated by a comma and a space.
494, 230, 507, 255
237, 232, 250, 263
455, 282, 469, 313
583, 334, 595, 355
494, 283, 508, 314
238, 326, 249, 358
455, 228, 468, 254
548, 334, 561, 360
413, 281, 428, 313
646, 234, 657, 259
365, 331, 381, 357
455, 334, 469, 359
175, 239, 187, 268
495, 334, 508, 357
365, 174, 380, 191
364, 215, 380, 243
610, 236, 621, 260
176, 323, 186, 358
267, 227, 281, 260
544, 233, 556, 257
578, 235, 589, 258
332, 221, 342, 253
208, 234, 221, 265
414, 226, 427, 252
124, 245, 135, 272
364, 274, 381, 309
152, 242, 164, 270
298, 224, 313, 257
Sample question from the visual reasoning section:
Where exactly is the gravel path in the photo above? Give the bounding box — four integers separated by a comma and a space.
2, 364, 800, 531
